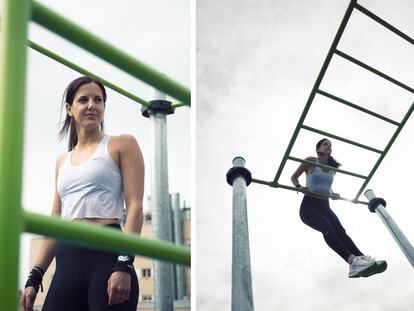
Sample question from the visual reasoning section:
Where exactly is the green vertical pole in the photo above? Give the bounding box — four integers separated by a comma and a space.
0, 0, 30, 309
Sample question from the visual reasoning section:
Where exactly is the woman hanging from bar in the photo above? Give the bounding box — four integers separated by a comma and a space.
20, 76, 144, 311
291, 138, 387, 278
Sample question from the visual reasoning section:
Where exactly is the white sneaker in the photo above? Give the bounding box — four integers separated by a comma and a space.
348, 256, 377, 278
360, 255, 387, 277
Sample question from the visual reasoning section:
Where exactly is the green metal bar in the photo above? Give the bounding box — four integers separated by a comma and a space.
288, 156, 368, 179
23, 211, 191, 266
301, 124, 383, 154
276, 182, 368, 205
171, 102, 187, 109
354, 102, 414, 201
355, 3, 414, 45
251, 178, 274, 187
251, 178, 368, 205
0, 0, 30, 309
273, 0, 357, 184
31, 1, 191, 106
335, 49, 414, 94
29, 41, 149, 107
317, 89, 400, 126
29, 40, 151, 108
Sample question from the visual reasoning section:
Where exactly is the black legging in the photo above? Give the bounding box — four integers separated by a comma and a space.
43, 224, 139, 311
300, 195, 363, 262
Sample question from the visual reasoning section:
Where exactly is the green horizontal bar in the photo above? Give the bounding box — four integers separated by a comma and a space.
335, 49, 414, 94
317, 89, 400, 126
251, 178, 368, 205
29, 40, 150, 108
288, 156, 367, 179
171, 102, 187, 109
354, 102, 414, 201
301, 124, 383, 154
251, 178, 274, 186
355, 3, 414, 45
23, 211, 191, 266
31, 1, 191, 105
272, 0, 357, 184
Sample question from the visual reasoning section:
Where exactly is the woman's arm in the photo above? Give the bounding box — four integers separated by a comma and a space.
107, 134, 144, 306
33, 154, 64, 269
119, 134, 144, 235
291, 156, 313, 186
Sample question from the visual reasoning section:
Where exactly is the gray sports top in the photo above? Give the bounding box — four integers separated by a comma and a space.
306, 158, 335, 195
57, 135, 124, 221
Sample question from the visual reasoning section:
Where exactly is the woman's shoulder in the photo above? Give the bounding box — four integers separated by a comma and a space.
109, 134, 139, 151
110, 133, 138, 143
55, 152, 69, 170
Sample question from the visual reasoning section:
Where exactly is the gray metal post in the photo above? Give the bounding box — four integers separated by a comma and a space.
364, 189, 414, 268
171, 192, 186, 299
146, 88, 174, 311
226, 157, 254, 311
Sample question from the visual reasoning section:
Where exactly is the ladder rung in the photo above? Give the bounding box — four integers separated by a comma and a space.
288, 156, 368, 179
301, 125, 383, 154
335, 49, 414, 94
355, 3, 414, 45
317, 90, 400, 126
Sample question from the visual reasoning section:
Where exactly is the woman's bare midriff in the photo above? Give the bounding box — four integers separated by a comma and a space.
74, 218, 120, 225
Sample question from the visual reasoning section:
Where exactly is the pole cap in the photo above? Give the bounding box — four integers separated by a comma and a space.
364, 189, 386, 213
226, 157, 252, 186
141, 100, 175, 118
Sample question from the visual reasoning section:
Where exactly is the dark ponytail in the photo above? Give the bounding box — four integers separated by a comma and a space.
327, 155, 341, 168
58, 76, 107, 151
316, 138, 341, 168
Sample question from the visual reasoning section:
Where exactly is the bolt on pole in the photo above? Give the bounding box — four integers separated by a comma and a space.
144, 88, 175, 311
226, 157, 254, 311
364, 189, 414, 268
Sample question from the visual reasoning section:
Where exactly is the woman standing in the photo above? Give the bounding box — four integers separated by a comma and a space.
291, 138, 386, 278
20, 76, 144, 310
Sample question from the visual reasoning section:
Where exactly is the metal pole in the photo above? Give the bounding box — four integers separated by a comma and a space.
0, 0, 30, 309
148, 88, 174, 311
171, 193, 186, 299
226, 157, 254, 311
364, 190, 414, 268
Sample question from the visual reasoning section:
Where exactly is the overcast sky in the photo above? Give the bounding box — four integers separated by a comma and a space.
0, 0, 190, 286
197, 0, 413, 310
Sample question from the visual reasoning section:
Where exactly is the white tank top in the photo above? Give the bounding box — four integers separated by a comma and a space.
57, 135, 124, 221
306, 158, 335, 195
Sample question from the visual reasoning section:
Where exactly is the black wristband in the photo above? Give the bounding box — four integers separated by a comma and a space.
112, 255, 134, 274
25, 266, 44, 293
295, 184, 302, 189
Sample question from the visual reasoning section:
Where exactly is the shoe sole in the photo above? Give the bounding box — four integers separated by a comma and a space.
349, 261, 387, 278
348, 262, 377, 278
361, 261, 387, 278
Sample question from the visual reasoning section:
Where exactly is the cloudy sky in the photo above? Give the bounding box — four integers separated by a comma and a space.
0, 0, 190, 286
197, 0, 413, 310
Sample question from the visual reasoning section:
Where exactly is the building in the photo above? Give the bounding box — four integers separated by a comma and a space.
28, 193, 191, 310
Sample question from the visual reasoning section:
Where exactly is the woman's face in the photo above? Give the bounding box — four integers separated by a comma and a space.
66, 82, 105, 130
317, 139, 332, 155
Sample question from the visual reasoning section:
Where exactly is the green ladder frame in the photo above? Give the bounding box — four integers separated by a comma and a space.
252, 0, 414, 204
0, 1, 190, 310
